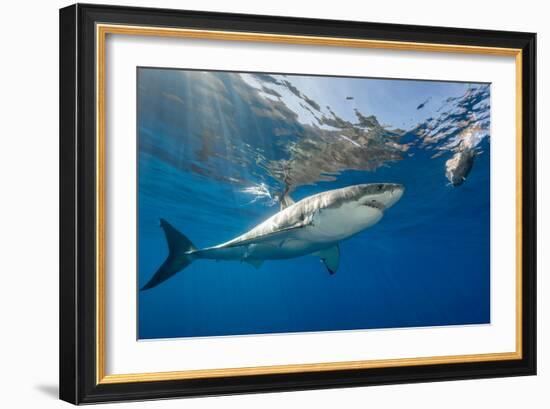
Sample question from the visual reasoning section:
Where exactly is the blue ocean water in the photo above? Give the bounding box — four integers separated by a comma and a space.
137, 68, 490, 339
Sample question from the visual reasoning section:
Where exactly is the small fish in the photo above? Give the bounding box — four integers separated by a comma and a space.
346, 96, 354, 100
416, 97, 431, 110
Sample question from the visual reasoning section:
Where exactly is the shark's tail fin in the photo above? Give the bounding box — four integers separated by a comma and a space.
140, 218, 197, 291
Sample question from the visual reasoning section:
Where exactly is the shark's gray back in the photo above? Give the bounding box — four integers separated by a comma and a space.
220, 185, 369, 248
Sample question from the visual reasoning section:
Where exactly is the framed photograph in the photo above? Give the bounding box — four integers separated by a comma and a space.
59, 3, 536, 404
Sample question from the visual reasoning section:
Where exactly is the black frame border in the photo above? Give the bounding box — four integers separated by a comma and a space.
59, 3, 536, 404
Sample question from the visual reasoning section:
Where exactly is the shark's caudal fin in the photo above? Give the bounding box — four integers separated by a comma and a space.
140, 219, 197, 291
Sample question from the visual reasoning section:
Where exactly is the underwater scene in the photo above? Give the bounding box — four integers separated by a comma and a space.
137, 67, 490, 339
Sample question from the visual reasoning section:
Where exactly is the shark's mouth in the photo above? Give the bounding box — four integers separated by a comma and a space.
362, 200, 385, 211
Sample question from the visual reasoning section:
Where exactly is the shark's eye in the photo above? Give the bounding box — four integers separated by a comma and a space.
377, 184, 383, 191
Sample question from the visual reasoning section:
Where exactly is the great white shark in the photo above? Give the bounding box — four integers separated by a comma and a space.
141, 183, 404, 291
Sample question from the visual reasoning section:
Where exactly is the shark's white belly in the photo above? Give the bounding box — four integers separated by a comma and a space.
308, 202, 383, 242
199, 203, 383, 261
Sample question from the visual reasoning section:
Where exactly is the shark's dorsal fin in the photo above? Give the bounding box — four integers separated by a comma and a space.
314, 245, 340, 275
279, 181, 296, 211
280, 193, 295, 210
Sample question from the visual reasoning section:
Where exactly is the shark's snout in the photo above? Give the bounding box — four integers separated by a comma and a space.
384, 184, 404, 208
357, 183, 404, 209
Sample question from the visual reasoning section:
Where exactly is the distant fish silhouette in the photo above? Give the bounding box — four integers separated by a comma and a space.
346, 96, 354, 100
416, 97, 431, 110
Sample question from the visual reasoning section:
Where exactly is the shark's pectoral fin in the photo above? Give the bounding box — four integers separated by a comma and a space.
314, 245, 340, 275
245, 259, 264, 269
